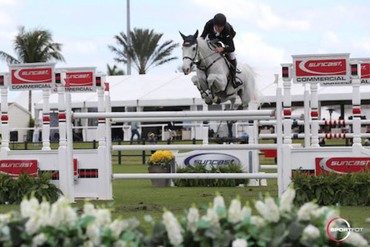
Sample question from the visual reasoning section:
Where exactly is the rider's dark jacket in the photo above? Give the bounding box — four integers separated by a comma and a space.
200, 19, 236, 53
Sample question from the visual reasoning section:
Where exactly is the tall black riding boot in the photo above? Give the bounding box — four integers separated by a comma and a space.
230, 59, 242, 88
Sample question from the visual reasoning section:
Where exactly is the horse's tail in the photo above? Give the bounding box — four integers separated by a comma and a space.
242, 64, 263, 108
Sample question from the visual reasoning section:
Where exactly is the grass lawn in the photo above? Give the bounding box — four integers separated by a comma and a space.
108, 162, 370, 233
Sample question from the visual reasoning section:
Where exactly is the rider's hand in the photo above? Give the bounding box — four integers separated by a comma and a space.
215, 47, 224, 53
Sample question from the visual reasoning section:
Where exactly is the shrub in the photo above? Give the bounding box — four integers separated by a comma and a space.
0, 173, 62, 204
292, 169, 370, 206
174, 164, 249, 187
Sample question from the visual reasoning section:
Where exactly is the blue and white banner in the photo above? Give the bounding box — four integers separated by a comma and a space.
175, 150, 249, 172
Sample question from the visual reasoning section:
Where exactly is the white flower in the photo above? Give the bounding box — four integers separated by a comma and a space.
86, 223, 101, 246
301, 224, 320, 242
228, 198, 243, 224
0, 214, 11, 228
265, 197, 280, 222
162, 211, 183, 245
25, 215, 43, 234
83, 203, 97, 216
279, 187, 296, 213
255, 198, 279, 222
187, 207, 199, 233
241, 205, 251, 220
83, 240, 94, 247
323, 209, 339, 227
232, 238, 248, 247
297, 202, 318, 221
38, 201, 51, 225
213, 194, 225, 210
255, 201, 268, 220
113, 240, 129, 247
250, 216, 266, 229
202, 207, 220, 228
32, 233, 47, 247
109, 219, 125, 238
95, 208, 111, 227
343, 232, 368, 247
49, 197, 77, 227
20, 197, 40, 218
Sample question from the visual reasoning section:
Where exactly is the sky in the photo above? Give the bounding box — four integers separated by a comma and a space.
0, 0, 370, 89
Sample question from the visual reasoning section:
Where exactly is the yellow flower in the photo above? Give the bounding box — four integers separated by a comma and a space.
150, 150, 174, 164
148, 150, 175, 168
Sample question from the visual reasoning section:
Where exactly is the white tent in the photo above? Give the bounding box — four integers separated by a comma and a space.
9, 71, 370, 120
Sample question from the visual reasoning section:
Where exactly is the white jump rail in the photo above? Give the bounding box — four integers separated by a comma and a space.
112, 144, 277, 151
73, 110, 275, 122
113, 173, 278, 179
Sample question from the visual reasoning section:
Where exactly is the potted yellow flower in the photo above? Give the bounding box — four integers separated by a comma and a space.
147, 150, 175, 187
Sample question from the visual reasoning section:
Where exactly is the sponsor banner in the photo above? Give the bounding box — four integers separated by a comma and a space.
9, 63, 55, 91
351, 58, 370, 85
54, 67, 96, 93
175, 150, 248, 172
0, 160, 38, 176
315, 157, 370, 175
292, 54, 350, 86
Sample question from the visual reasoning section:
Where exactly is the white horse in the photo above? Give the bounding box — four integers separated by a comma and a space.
180, 30, 258, 110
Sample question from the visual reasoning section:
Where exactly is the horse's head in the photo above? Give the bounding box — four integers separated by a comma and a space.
179, 30, 198, 75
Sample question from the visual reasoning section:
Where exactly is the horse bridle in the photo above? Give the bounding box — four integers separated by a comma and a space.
182, 39, 224, 75
182, 42, 198, 68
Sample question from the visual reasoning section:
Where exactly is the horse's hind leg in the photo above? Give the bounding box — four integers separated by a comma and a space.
238, 89, 248, 110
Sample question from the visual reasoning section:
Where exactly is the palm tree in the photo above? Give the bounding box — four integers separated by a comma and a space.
108, 28, 179, 74
0, 26, 65, 112
106, 64, 125, 75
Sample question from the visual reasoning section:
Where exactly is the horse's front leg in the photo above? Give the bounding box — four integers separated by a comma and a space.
192, 74, 213, 105
207, 74, 226, 104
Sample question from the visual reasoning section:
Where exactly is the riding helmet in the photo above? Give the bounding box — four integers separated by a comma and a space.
213, 13, 226, 26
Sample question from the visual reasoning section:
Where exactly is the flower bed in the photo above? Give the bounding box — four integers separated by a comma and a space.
0, 187, 368, 246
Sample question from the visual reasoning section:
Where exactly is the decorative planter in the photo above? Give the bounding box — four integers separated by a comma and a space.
148, 166, 171, 187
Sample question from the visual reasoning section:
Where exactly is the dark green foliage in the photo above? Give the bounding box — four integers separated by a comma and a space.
0, 172, 63, 204
174, 164, 249, 187
292, 170, 370, 206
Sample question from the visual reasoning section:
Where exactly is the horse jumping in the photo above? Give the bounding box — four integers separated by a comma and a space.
180, 30, 258, 110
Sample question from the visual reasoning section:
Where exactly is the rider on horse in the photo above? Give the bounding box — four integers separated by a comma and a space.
200, 13, 242, 88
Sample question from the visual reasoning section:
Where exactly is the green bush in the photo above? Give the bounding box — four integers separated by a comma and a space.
0, 172, 63, 204
174, 164, 248, 187
292, 170, 370, 206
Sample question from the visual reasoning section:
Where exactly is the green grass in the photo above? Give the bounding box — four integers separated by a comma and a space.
109, 162, 369, 231
1, 140, 369, 236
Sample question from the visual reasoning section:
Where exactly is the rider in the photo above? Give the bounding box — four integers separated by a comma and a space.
200, 13, 241, 88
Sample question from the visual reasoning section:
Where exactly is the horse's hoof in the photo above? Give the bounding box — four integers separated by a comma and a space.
215, 98, 221, 104
205, 99, 212, 105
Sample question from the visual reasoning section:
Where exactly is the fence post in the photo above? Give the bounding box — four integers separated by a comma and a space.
118, 141, 122, 165
142, 139, 146, 165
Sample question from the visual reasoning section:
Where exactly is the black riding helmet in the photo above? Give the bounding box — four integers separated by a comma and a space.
213, 13, 226, 26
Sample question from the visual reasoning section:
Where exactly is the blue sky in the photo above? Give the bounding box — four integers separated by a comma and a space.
0, 0, 369, 84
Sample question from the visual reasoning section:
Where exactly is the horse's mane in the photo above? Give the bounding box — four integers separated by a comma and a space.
196, 37, 214, 56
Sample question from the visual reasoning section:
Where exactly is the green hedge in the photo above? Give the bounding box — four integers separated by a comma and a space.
0, 172, 62, 204
174, 164, 248, 187
292, 170, 370, 206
